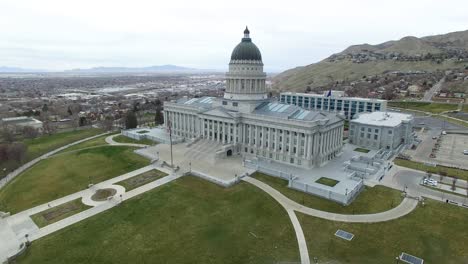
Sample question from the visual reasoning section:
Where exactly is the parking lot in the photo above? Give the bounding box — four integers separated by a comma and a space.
435, 133, 468, 169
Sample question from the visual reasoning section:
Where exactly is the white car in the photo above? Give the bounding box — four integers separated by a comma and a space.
442, 131, 447, 135
423, 179, 438, 186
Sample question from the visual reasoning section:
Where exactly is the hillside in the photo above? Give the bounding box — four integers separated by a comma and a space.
273, 30, 468, 92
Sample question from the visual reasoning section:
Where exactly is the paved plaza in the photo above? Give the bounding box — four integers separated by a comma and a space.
137, 140, 254, 182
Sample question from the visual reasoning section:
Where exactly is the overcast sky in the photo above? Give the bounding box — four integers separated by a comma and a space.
1, 0, 467, 72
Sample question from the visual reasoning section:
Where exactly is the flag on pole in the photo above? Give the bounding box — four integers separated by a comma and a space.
326, 89, 332, 97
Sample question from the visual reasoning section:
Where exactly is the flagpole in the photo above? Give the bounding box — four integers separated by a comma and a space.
169, 120, 173, 167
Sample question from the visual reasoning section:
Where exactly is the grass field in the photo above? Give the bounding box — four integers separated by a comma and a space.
388, 101, 458, 113
298, 200, 468, 264
59, 133, 116, 153
394, 158, 468, 181
17, 176, 299, 264
31, 199, 91, 228
354, 147, 370, 153
0, 129, 104, 180
433, 114, 468, 128
253, 173, 403, 214
315, 177, 339, 187
116, 169, 168, 191
0, 146, 149, 213
112, 135, 155, 145
23, 128, 104, 160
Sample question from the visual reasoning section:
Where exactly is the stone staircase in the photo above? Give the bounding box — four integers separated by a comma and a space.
184, 139, 222, 160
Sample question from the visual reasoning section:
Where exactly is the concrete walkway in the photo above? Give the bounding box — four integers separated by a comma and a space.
242, 176, 421, 264
243, 177, 418, 223
105, 134, 149, 148
0, 162, 182, 262
0, 132, 111, 190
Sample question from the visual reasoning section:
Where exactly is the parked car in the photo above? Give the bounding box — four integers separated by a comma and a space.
442, 131, 447, 135
464, 150, 468, 155
423, 179, 438, 186
432, 136, 438, 139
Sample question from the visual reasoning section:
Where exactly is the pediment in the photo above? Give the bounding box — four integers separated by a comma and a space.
201, 108, 233, 118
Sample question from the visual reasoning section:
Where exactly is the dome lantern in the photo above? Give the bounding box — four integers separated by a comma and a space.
230, 27, 262, 62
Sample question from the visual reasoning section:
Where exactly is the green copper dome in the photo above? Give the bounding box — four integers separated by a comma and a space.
230, 27, 262, 61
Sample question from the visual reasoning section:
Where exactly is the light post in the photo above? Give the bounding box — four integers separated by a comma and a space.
25, 234, 30, 245
189, 162, 191, 173
120, 194, 123, 203
395, 256, 400, 263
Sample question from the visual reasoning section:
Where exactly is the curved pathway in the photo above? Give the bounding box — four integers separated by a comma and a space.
0, 132, 110, 190
105, 134, 149, 148
243, 176, 420, 264
244, 176, 419, 223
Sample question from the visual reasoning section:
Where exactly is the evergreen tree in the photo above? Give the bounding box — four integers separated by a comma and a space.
125, 111, 138, 129
154, 99, 164, 125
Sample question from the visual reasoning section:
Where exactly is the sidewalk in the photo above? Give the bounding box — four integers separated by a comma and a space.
0, 162, 181, 263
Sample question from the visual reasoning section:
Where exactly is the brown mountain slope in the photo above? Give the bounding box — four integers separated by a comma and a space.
273, 30, 468, 92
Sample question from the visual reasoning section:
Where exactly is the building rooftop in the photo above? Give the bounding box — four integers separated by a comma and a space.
351, 111, 413, 127
253, 101, 340, 122
281, 92, 386, 103
176, 96, 215, 109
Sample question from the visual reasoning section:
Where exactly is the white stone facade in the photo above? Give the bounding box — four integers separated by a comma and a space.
280, 92, 387, 120
164, 28, 345, 169
349, 111, 414, 150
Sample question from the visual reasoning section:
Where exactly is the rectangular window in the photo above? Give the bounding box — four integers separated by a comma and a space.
374, 134, 378, 140
232, 102, 238, 107
222, 101, 227, 105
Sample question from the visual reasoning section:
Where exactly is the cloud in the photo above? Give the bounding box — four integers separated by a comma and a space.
1, 0, 467, 71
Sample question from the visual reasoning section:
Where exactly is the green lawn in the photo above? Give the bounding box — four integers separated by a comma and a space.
17, 176, 299, 264
298, 200, 468, 263
116, 169, 168, 191
253, 173, 403, 214
315, 177, 339, 187
0, 129, 104, 180
394, 158, 468, 181
23, 128, 104, 160
0, 146, 149, 213
388, 101, 458, 113
58, 133, 116, 153
31, 199, 91, 228
354, 147, 370, 153
113, 135, 155, 145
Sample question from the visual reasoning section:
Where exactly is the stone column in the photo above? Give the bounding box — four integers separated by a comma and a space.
296, 132, 300, 157
289, 131, 293, 156
274, 128, 279, 152
268, 127, 272, 153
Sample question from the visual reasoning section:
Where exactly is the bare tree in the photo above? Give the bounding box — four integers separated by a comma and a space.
22, 126, 39, 139
7, 142, 27, 164
451, 177, 457, 191
1, 127, 15, 143
101, 115, 114, 131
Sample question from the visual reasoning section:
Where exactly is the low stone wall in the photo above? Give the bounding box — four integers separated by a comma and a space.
190, 170, 243, 188
6, 242, 28, 263
289, 178, 364, 206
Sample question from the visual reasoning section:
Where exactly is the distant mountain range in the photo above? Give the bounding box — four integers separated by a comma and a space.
0, 66, 47, 73
67, 64, 206, 73
273, 29, 468, 92
0, 65, 212, 73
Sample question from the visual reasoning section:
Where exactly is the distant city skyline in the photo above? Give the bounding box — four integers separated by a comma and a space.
1, 0, 468, 72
